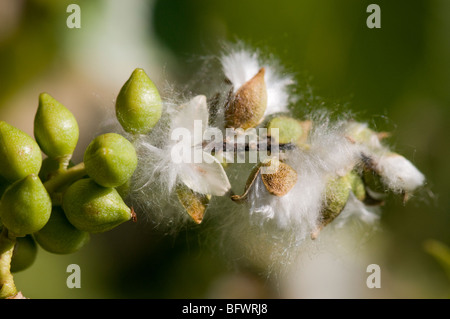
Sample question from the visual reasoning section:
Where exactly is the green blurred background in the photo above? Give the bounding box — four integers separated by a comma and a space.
0, 0, 449, 298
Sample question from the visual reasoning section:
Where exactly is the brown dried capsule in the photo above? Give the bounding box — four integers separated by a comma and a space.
225, 68, 267, 129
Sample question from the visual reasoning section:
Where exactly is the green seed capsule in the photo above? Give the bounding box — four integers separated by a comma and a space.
34, 93, 79, 163
62, 178, 133, 233
39, 157, 59, 182
322, 176, 351, 222
311, 175, 350, 239
34, 206, 90, 254
115, 68, 162, 134
0, 121, 42, 182
347, 170, 366, 201
84, 133, 137, 188
266, 116, 311, 147
0, 175, 52, 237
10, 235, 38, 273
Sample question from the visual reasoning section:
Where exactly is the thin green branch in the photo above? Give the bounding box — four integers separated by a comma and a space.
43, 162, 87, 195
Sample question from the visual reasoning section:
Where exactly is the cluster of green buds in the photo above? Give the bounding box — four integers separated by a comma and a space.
0, 68, 163, 298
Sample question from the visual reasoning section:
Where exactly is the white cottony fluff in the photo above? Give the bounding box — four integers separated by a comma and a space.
376, 153, 425, 193
220, 47, 295, 117
343, 120, 425, 194
134, 95, 231, 197
102, 42, 426, 272
124, 94, 231, 230
246, 115, 365, 239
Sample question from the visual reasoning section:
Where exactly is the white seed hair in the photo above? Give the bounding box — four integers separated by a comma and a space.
376, 153, 426, 193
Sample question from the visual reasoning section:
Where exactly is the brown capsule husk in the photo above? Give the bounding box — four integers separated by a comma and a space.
225, 68, 267, 129
230, 163, 262, 203
176, 184, 211, 224
260, 159, 298, 197
231, 158, 298, 203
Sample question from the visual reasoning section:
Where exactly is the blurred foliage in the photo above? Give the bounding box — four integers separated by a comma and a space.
1, 0, 449, 298
424, 239, 450, 280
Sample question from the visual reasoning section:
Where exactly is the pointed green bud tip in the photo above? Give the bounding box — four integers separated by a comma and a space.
0, 121, 42, 182
11, 235, 38, 273
115, 68, 162, 134
225, 68, 267, 129
266, 116, 311, 146
34, 206, 90, 254
84, 133, 138, 188
34, 93, 79, 161
0, 175, 52, 237
62, 178, 134, 233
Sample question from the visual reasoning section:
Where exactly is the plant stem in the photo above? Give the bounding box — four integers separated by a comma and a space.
203, 138, 297, 153
43, 162, 87, 194
0, 163, 86, 299
0, 228, 17, 299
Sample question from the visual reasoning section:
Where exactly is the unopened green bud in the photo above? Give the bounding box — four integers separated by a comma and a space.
0, 175, 52, 237
62, 178, 134, 233
0, 121, 42, 182
347, 170, 366, 201
115, 68, 162, 134
325, 176, 351, 217
312, 175, 350, 239
34, 93, 79, 163
176, 184, 210, 224
84, 133, 137, 188
266, 116, 311, 146
10, 235, 38, 273
225, 68, 267, 129
34, 206, 90, 254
